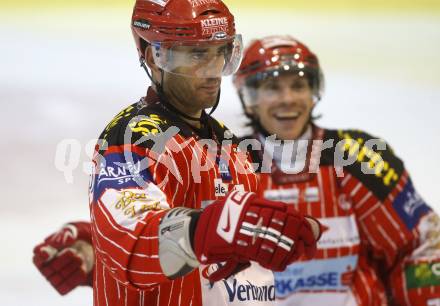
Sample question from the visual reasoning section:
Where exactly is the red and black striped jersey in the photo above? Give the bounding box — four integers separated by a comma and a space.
89, 88, 274, 306
245, 125, 440, 306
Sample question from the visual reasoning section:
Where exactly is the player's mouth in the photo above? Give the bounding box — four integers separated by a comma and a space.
273, 111, 301, 121
200, 83, 220, 95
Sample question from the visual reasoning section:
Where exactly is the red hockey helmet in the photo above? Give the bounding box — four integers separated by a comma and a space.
233, 35, 324, 108
131, 0, 243, 78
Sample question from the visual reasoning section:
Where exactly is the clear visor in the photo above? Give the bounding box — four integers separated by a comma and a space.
240, 61, 323, 108
151, 34, 243, 78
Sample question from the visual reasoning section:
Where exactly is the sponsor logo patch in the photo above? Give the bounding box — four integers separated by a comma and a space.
133, 19, 151, 30
93, 152, 153, 202
217, 157, 232, 181
223, 278, 275, 302
99, 185, 167, 230
393, 181, 431, 230
214, 178, 228, 197
405, 262, 440, 289
201, 17, 229, 36
98, 161, 141, 185
274, 256, 358, 298
200, 262, 275, 302
412, 212, 440, 260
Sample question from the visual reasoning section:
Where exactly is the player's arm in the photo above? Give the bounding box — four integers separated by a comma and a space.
335, 129, 440, 305
90, 141, 182, 290
91, 118, 322, 289
92, 143, 322, 288
33, 221, 94, 295
160, 189, 322, 282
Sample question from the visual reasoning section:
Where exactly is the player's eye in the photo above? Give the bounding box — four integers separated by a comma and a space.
190, 48, 209, 61
264, 82, 279, 91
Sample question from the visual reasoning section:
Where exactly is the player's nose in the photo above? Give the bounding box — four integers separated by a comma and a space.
277, 86, 299, 107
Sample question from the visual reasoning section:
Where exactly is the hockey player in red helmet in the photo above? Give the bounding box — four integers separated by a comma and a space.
234, 35, 440, 305
131, 0, 243, 125
234, 35, 323, 140
32, 2, 322, 305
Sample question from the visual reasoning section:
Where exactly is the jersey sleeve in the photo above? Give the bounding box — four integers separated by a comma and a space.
89, 112, 191, 290
334, 129, 440, 305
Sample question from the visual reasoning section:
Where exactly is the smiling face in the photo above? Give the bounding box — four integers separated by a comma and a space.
250, 73, 314, 140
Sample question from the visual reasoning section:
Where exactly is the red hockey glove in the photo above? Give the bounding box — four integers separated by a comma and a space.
33, 222, 94, 295
193, 191, 321, 282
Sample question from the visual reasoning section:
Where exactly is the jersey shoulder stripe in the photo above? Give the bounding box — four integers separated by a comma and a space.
322, 128, 404, 201
96, 101, 180, 152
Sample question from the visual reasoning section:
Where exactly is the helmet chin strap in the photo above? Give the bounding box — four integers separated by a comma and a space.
140, 58, 220, 124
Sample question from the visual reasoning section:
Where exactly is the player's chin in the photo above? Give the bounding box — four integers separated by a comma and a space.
275, 118, 308, 140
200, 93, 219, 109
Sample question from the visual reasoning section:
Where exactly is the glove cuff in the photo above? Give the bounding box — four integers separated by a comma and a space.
158, 208, 201, 279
